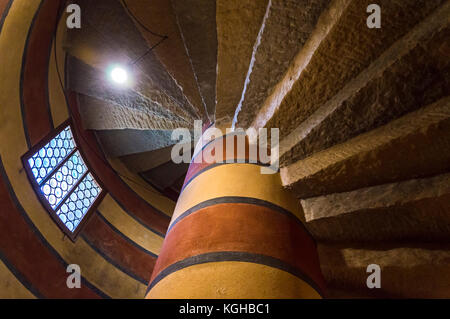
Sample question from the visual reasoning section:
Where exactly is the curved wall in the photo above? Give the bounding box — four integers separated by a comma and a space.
0, 0, 174, 298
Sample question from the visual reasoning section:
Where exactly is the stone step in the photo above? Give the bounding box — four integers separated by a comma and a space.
94, 129, 180, 158
122, 0, 205, 119
281, 24, 449, 166
215, 0, 269, 120
236, 0, 340, 129
172, 0, 217, 119
67, 57, 192, 129
77, 94, 187, 131
267, 0, 448, 141
140, 161, 190, 193
64, 0, 198, 121
318, 243, 450, 298
119, 143, 194, 173
281, 96, 450, 198
303, 173, 450, 243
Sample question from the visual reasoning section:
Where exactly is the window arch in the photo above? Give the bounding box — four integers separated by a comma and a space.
22, 120, 105, 241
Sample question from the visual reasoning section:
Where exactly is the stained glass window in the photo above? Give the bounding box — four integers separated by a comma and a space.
23, 123, 103, 239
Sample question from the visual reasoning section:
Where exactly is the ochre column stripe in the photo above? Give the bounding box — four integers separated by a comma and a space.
147, 261, 321, 299
183, 134, 269, 191
171, 163, 303, 225
149, 202, 325, 293
147, 124, 326, 298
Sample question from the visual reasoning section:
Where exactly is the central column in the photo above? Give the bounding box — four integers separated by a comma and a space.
145, 122, 326, 298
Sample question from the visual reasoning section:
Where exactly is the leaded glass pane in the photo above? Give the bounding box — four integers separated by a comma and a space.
25, 125, 102, 236
55, 173, 101, 232
40, 150, 87, 209
28, 127, 76, 184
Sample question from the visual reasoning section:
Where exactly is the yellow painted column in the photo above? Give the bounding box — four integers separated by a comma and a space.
146, 123, 326, 298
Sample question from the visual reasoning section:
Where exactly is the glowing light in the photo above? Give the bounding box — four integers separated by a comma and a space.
110, 66, 128, 84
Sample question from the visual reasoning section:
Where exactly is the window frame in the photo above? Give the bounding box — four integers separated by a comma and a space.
21, 119, 106, 242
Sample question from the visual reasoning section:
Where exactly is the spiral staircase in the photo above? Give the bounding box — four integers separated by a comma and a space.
64, 0, 450, 298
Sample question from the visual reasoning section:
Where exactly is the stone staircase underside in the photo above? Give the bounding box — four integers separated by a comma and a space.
64, 0, 450, 298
